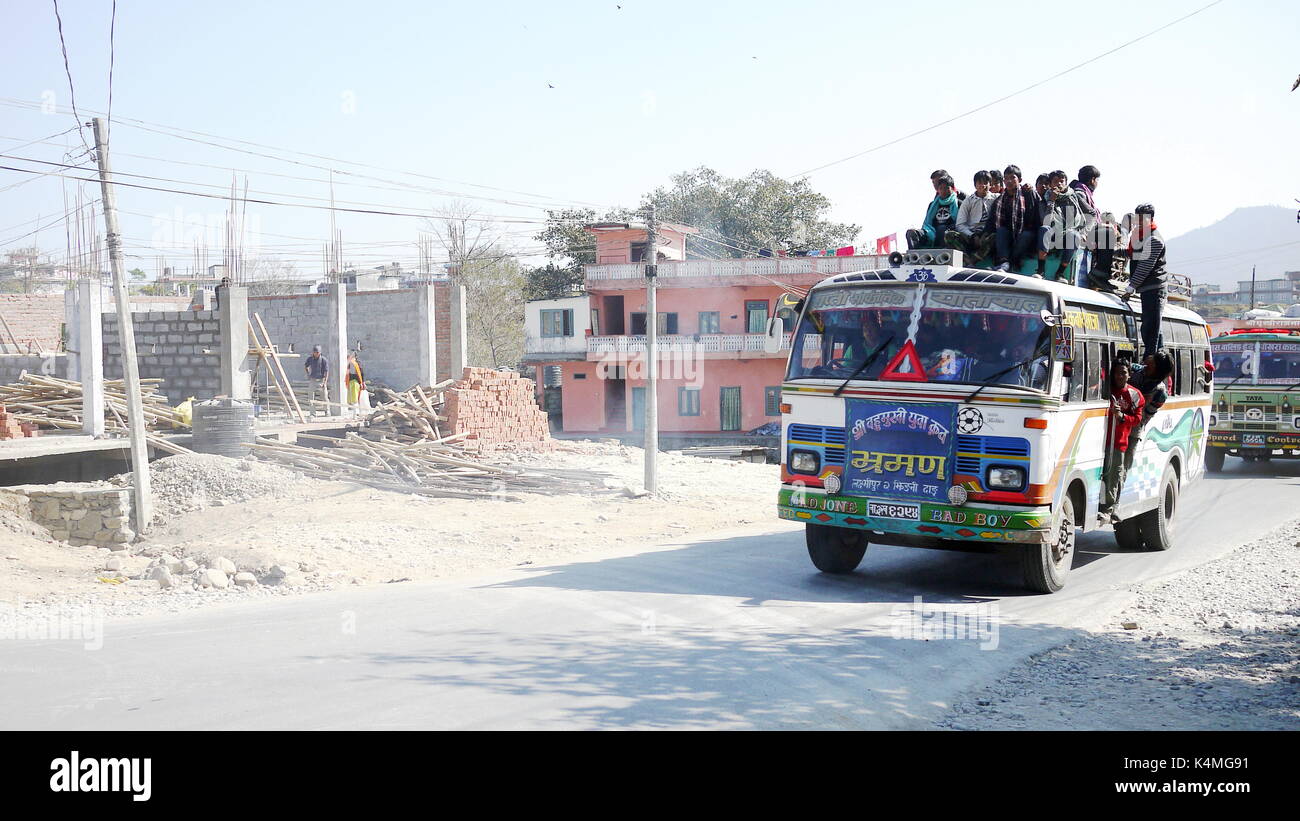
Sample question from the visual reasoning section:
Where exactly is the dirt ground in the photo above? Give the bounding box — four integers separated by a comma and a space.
0, 441, 782, 620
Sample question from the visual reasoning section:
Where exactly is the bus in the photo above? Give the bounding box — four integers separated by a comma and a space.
773, 249, 1213, 593
1206, 319, 1300, 469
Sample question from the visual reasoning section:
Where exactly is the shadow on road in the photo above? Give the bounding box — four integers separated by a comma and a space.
353, 619, 1082, 730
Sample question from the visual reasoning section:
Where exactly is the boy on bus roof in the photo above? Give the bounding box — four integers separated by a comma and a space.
991, 165, 1040, 272
1100, 360, 1146, 522
988, 169, 1004, 195
1035, 170, 1084, 280
945, 170, 998, 265
930, 169, 965, 202
906, 174, 959, 250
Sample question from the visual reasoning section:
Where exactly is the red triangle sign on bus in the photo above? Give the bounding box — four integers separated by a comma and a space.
880, 339, 927, 381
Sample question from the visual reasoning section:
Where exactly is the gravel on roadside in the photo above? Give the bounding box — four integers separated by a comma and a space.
937, 519, 1300, 731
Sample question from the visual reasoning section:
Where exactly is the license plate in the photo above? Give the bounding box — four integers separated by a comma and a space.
1243, 434, 1266, 447
869, 501, 920, 520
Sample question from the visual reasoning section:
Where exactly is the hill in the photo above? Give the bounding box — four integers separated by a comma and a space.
1165, 205, 1300, 289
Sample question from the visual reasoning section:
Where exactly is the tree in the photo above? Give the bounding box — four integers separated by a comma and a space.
526, 206, 632, 301
128, 268, 147, 282
244, 256, 307, 296
644, 167, 860, 257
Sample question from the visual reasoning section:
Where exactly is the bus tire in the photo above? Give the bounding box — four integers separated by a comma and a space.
806, 524, 867, 574
1114, 517, 1145, 551
1205, 447, 1225, 473
1023, 495, 1075, 594
1135, 466, 1178, 552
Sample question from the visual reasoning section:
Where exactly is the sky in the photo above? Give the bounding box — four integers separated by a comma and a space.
1, 0, 1297, 282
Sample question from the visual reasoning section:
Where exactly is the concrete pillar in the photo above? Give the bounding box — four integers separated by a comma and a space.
415, 284, 437, 386
327, 283, 348, 415
450, 283, 468, 377
63, 288, 80, 382
77, 280, 105, 437
218, 285, 251, 400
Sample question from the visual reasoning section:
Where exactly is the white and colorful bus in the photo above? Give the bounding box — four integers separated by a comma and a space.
774, 250, 1212, 593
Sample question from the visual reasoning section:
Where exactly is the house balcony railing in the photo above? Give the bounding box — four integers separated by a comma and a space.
584, 254, 889, 283
586, 333, 791, 355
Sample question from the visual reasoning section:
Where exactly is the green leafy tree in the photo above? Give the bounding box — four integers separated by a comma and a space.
128, 267, 147, 281
644, 167, 860, 258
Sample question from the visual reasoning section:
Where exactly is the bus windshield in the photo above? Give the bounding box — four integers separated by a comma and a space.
786, 285, 1052, 389
1259, 341, 1300, 383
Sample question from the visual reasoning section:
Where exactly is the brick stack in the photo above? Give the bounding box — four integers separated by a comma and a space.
0, 403, 38, 440
444, 367, 551, 449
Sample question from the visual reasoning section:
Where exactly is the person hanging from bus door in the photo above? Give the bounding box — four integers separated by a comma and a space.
1123, 203, 1167, 359
1100, 359, 1146, 523
1128, 349, 1174, 447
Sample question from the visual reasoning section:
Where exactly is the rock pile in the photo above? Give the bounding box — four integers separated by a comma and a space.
444, 368, 550, 448
139, 553, 315, 591
116, 453, 309, 523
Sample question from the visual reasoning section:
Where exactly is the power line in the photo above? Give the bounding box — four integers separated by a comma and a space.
790, 0, 1228, 178
50, 0, 93, 155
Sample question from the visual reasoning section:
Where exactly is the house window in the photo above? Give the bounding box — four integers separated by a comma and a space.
630, 312, 677, 334
698, 311, 720, 334
541, 309, 573, 338
678, 387, 701, 416
764, 386, 781, 416
745, 300, 769, 334
543, 366, 562, 387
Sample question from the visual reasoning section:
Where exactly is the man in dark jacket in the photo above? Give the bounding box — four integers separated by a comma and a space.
1129, 349, 1174, 443
1125, 203, 1167, 359
304, 345, 330, 416
1069, 166, 1101, 285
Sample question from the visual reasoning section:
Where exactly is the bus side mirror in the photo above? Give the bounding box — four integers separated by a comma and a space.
763, 315, 784, 354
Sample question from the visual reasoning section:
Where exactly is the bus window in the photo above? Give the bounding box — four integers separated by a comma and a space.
1191, 325, 1209, 346
1085, 342, 1104, 401
1171, 322, 1192, 345
1259, 342, 1300, 382
1177, 348, 1192, 395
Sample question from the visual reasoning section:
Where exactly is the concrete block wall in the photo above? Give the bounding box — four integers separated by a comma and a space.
103, 310, 222, 404
348, 290, 422, 390
0, 353, 67, 384
250, 288, 452, 391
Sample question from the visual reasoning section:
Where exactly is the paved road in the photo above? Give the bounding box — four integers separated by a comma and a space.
2, 459, 1297, 730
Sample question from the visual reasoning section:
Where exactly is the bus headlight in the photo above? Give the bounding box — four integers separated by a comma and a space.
789, 450, 820, 475
987, 466, 1026, 491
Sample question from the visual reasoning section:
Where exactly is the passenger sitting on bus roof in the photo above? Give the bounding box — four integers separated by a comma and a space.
930, 169, 965, 202
1124, 203, 1168, 359
905, 174, 959, 250
1100, 360, 1145, 521
1034, 170, 1084, 280
991, 165, 1040, 272
945, 170, 998, 265
1084, 212, 1121, 292
1129, 350, 1174, 442
1034, 174, 1050, 199
988, 168, 1005, 196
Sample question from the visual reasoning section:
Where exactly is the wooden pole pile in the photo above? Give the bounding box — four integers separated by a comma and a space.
363, 380, 454, 442
249, 431, 613, 500
0, 372, 185, 433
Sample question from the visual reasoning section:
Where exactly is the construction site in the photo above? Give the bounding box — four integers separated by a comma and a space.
0, 281, 775, 616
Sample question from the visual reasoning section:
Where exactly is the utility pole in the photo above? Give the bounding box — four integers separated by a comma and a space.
92, 117, 153, 532
1250, 265, 1256, 310
644, 203, 658, 494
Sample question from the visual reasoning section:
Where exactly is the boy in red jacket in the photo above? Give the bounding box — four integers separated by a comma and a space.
1100, 360, 1145, 521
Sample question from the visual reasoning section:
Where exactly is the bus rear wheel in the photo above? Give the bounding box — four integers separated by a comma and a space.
1114, 517, 1145, 551
1135, 466, 1178, 552
1205, 447, 1225, 473
1022, 495, 1075, 594
805, 524, 868, 574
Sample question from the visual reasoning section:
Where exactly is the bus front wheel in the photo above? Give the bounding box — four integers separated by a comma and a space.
1205, 447, 1225, 473
806, 524, 868, 574
1135, 467, 1178, 552
1023, 495, 1075, 593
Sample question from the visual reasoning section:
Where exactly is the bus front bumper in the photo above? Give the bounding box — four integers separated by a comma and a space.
1208, 431, 1300, 451
777, 487, 1053, 545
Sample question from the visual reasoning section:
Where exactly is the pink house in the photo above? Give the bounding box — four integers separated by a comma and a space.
523, 222, 887, 434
